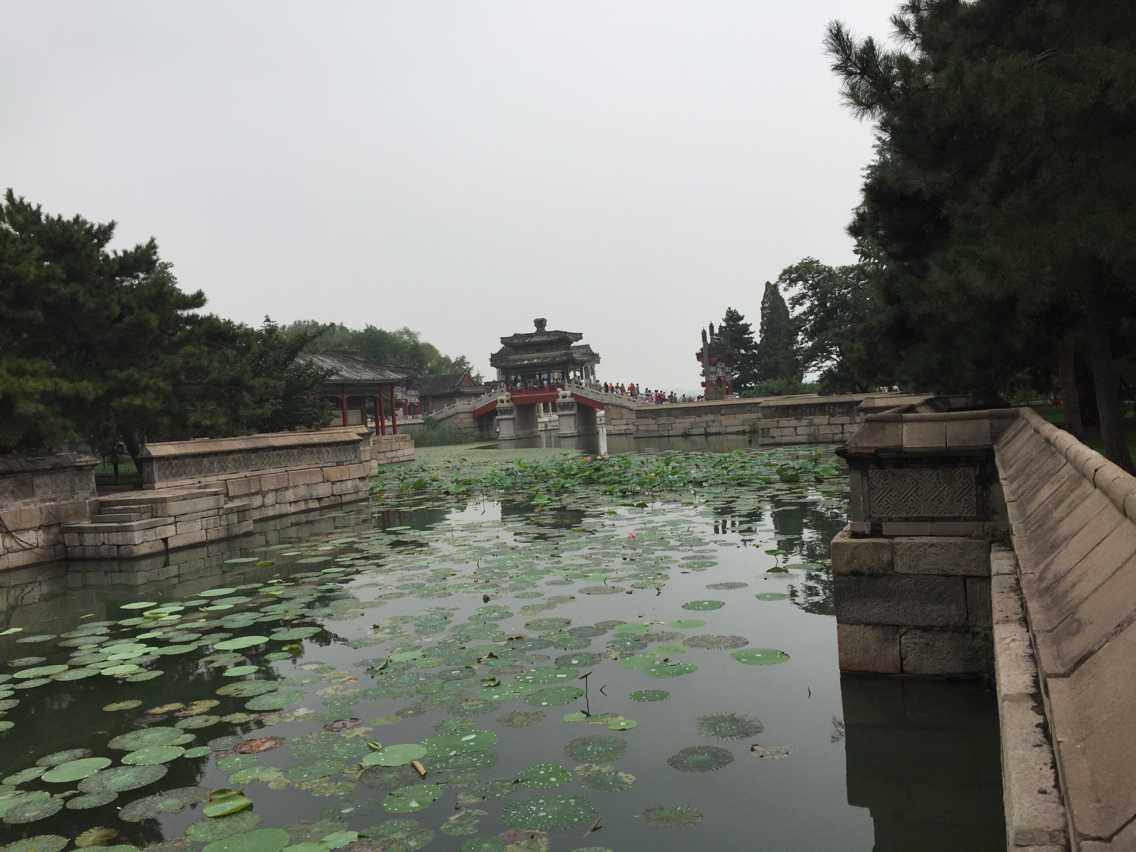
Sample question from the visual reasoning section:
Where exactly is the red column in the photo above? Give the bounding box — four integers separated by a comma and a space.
373, 396, 381, 435
377, 390, 386, 436
390, 385, 398, 434
339, 393, 347, 426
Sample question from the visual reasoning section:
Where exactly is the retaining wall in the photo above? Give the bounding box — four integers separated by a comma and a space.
997, 409, 1136, 849
0, 455, 96, 572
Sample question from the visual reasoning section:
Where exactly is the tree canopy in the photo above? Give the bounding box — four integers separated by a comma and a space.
0, 191, 329, 455
282, 321, 474, 379
716, 308, 759, 391
827, 0, 1136, 468
754, 282, 801, 388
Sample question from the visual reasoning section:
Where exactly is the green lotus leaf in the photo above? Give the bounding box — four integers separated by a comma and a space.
41, 757, 112, 783
565, 736, 626, 763
730, 648, 791, 666
213, 636, 269, 652
77, 764, 168, 794
383, 783, 443, 813
501, 795, 597, 831
514, 763, 570, 789
697, 712, 764, 739
202, 828, 290, 852
0, 835, 69, 852
524, 686, 583, 707
680, 600, 724, 611
122, 746, 186, 765
666, 745, 734, 773
361, 743, 427, 767
629, 689, 669, 702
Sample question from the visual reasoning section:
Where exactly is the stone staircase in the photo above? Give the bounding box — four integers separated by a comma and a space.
63, 487, 253, 560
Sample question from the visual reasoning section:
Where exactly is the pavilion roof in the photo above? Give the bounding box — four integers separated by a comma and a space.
415, 371, 483, 396
298, 352, 406, 385
490, 343, 600, 370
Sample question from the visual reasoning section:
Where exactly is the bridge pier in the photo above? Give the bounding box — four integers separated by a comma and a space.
494, 394, 515, 440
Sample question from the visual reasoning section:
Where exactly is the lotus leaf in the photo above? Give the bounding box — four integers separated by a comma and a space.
666, 745, 734, 773
501, 795, 597, 831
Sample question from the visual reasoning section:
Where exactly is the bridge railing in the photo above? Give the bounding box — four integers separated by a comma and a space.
427, 389, 502, 422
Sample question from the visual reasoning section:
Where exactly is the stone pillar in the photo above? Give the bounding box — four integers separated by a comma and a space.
597, 410, 608, 457
556, 390, 578, 437
832, 406, 1015, 677
495, 393, 516, 440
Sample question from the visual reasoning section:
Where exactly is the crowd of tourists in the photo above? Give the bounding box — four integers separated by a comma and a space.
595, 381, 694, 404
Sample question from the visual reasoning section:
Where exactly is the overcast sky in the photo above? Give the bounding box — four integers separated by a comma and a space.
3, 1, 898, 391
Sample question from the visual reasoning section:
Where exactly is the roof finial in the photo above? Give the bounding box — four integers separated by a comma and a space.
534, 318, 548, 332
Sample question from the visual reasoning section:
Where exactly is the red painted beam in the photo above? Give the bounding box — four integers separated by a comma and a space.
571, 393, 605, 411
472, 399, 498, 418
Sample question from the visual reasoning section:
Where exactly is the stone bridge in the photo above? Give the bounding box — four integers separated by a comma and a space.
832, 400, 1136, 850
429, 383, 928, 445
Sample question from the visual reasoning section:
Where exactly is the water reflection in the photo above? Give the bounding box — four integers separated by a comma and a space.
840, 675, 1004, 851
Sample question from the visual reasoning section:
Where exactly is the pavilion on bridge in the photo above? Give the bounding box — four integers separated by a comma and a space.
490, 318, 600, 389
299, 352, 406, 434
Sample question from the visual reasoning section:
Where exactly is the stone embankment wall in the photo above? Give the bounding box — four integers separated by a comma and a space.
834, 401, 1136, 850
997, 409, 1136, 850
0, 454, 96, 572
2, 430, 414, 570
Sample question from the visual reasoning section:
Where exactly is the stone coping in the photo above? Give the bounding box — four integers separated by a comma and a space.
0, 453, 98, 474
140, 427, 365, 459
1016, 407, 1136, 522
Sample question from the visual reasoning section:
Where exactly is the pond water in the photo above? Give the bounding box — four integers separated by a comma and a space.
0, 446, 1004, 852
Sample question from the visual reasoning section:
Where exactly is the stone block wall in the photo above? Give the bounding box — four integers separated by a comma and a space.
0, 454, 96, 572
832, 529, 993, 675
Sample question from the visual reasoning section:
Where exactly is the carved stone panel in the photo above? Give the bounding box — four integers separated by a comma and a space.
867, 467, 978, 520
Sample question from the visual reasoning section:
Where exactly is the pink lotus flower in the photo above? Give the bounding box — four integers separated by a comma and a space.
627, 530, 638, 539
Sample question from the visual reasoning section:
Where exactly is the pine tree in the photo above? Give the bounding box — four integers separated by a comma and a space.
827, 0, 1136, 469
716, 308, 759, 391
755, 282, 801, 387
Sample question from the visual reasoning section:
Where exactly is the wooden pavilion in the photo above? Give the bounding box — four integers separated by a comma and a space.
299, 352, 406, 435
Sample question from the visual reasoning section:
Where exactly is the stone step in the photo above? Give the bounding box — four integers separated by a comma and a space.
97, 504, 154, 519
92, 512, 150, 523
63, 516, 175, 534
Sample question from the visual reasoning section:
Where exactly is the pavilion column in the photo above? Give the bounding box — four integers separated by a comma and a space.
339, 393, 347, 426
360, 397, 368, 428
377, 391, 386, 436
390, 386, 398, 434
373, 396, 381, 436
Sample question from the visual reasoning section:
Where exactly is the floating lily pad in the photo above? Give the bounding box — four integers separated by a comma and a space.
574, 763, 635, 792
122, 746, 186, 765
640, 805, 703, 828
3, 767, 45, 785
565, 736, 626, 763
78, 764, 168, 793
214, 636, 269, 652
706, 582, 748, 590
366, 819, 433, 851
514, 763, 570, 789
187, 811, 261, 843
2, 795, 63, 824
666, 745, 734, 773
680, 600, 724, 611
754, 592, 790, 601
75, 826, 119, 848
108, 727, 193, 751
41, 757, 112, 783
697, 712, 764, 739
629, 689, 669, 702
383, 783, 443, 813
204, 790, 253, 818
13, 665, 68, 680
501, 795, 597, 831
202, 828, 290, 852
0, 835, 69, 852
731, 648, 791, 666
361, 743, 427, 767
65, 791, 118, 810
118, 786, 209, 822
